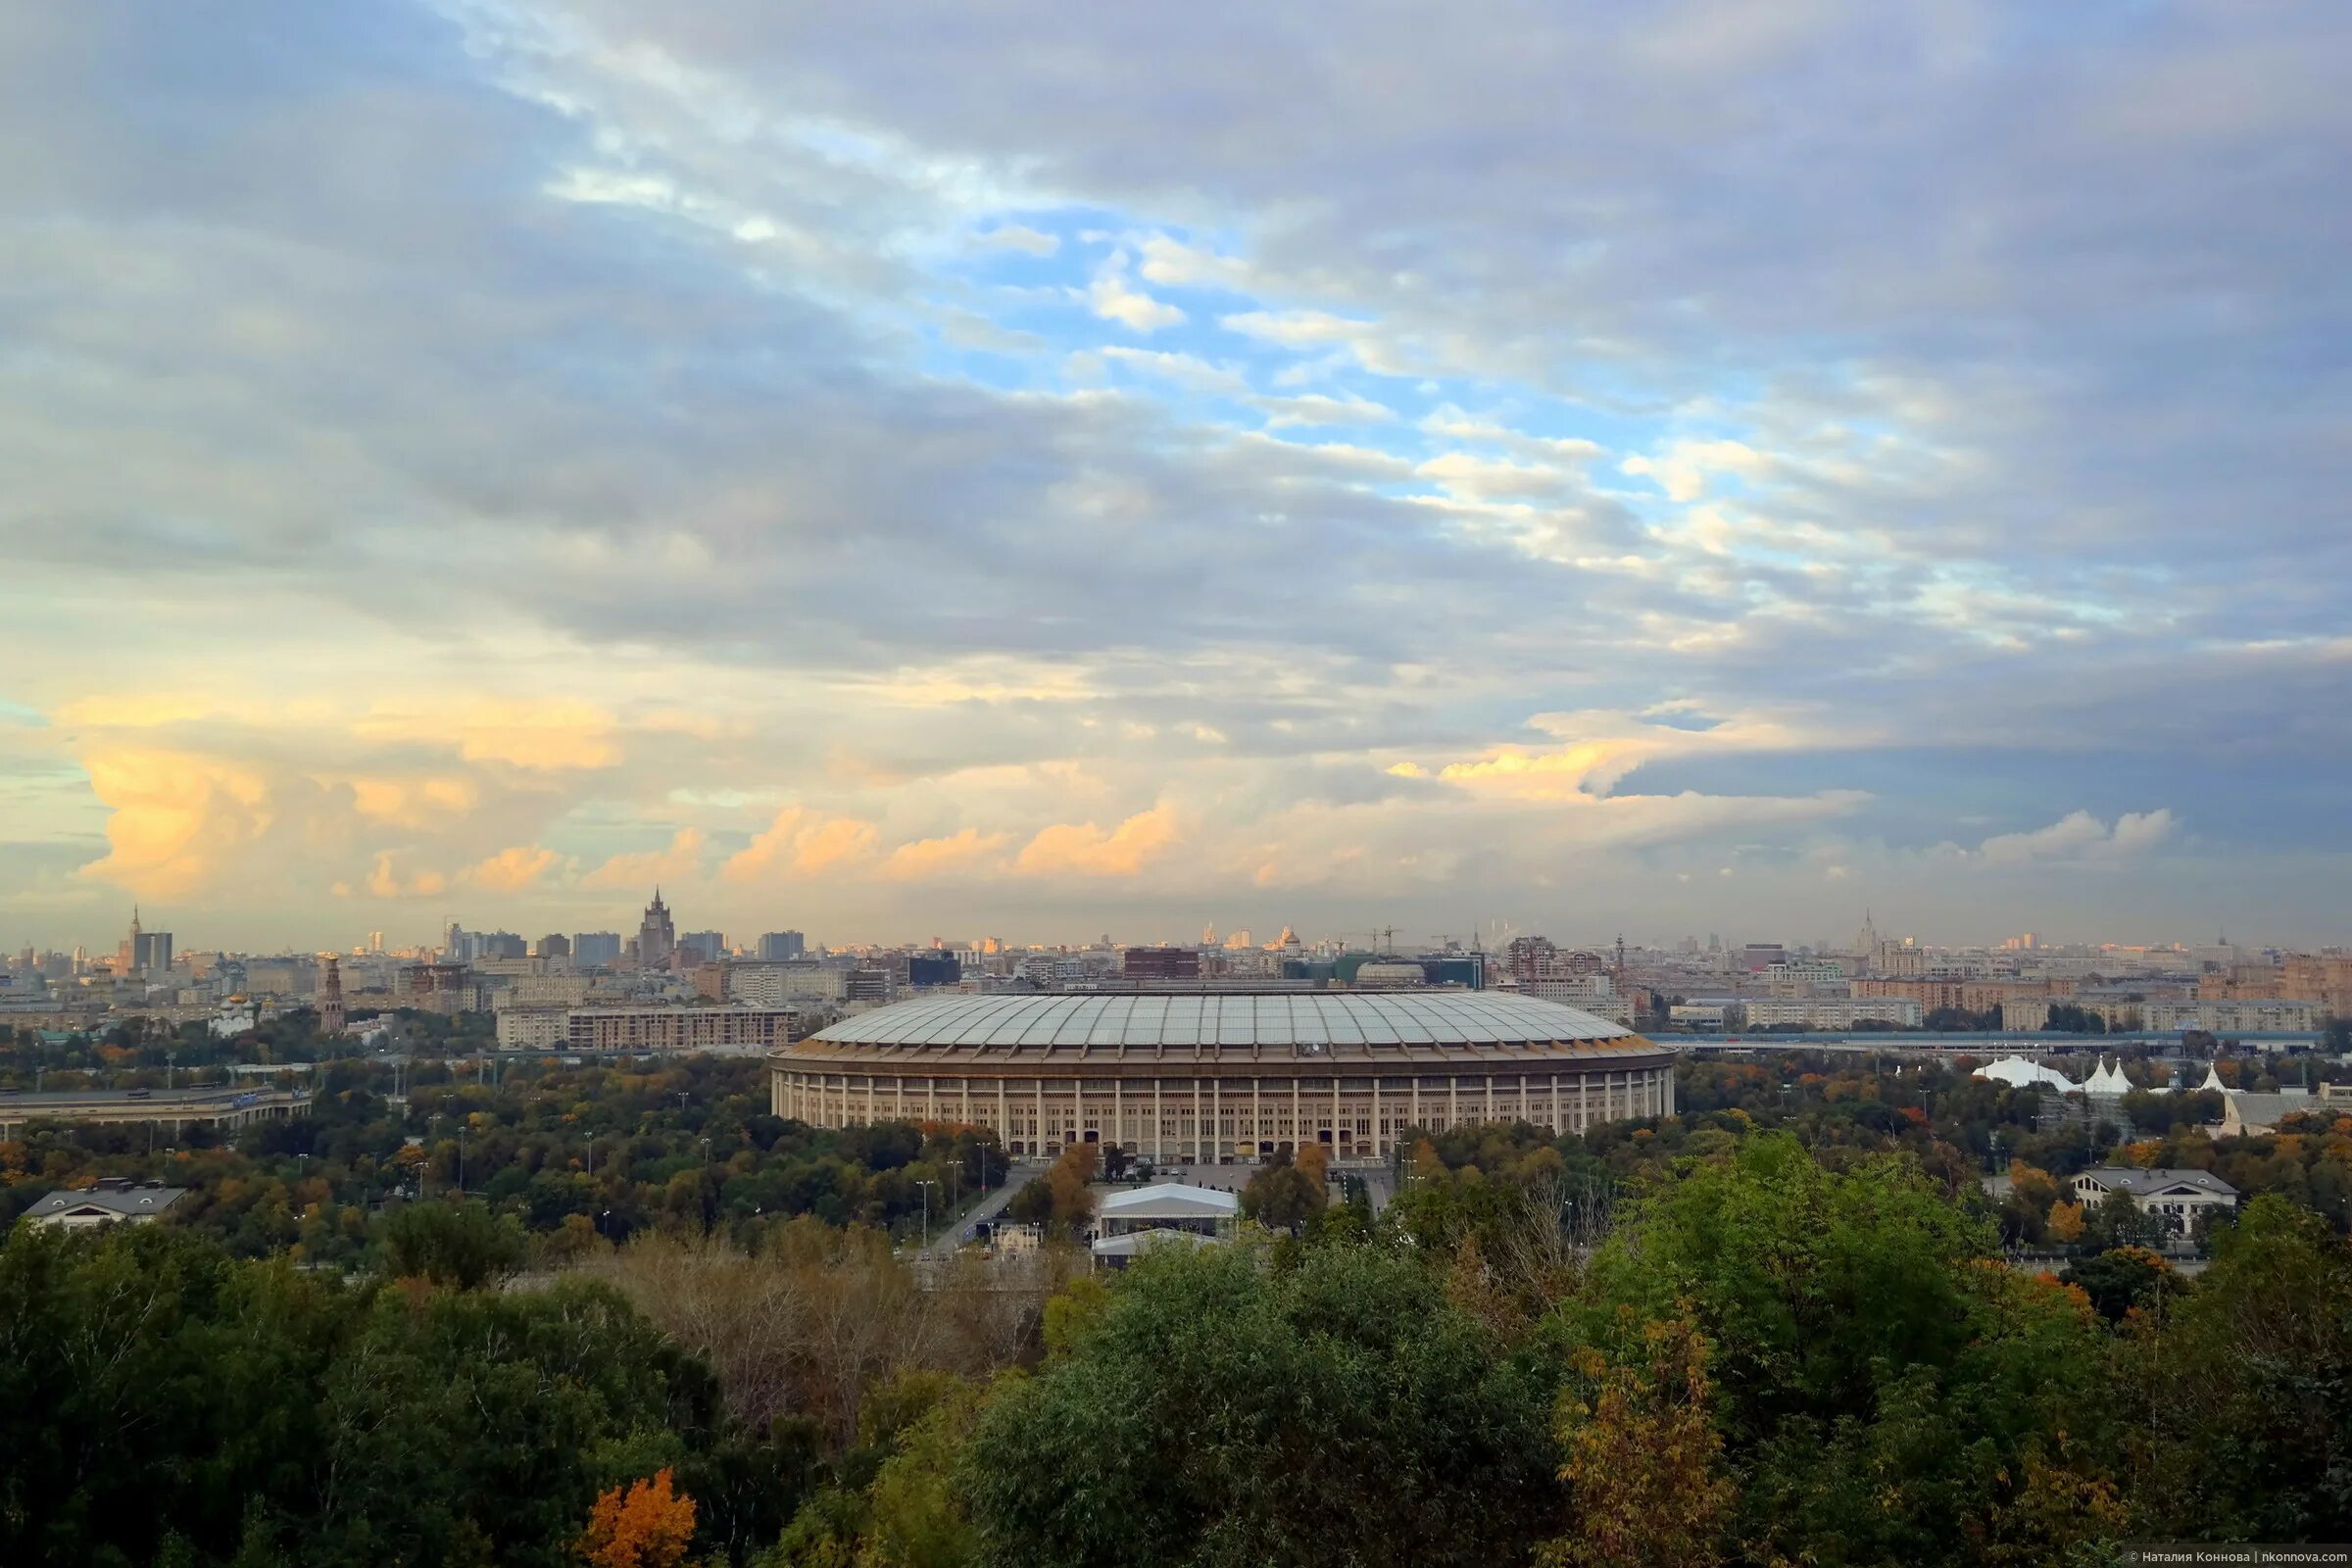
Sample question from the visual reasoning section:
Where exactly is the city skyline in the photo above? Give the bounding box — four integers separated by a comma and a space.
3, 894, 2323, 963
5, 7, 2350, 945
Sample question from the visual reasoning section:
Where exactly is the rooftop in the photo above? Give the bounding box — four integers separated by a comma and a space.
25, 1181, 189, 1218
1099, 1182, 1243, 1220
810, 990, 1638, 1051
2075, 1167, 2238, 1198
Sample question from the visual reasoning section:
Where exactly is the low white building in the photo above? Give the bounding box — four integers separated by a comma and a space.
23, 1179, 188, 1230
1095, 1181, 1242, 1240
1092, 1182, 1242, 1268
2069, 1166, 2237, 1236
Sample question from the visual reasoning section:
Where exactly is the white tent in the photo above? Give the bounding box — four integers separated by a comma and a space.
1973, 1055, 2079, 1092
2083, 1057, 2135, 1096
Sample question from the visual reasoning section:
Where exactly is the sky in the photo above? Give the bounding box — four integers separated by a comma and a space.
3, 1, 2348, 955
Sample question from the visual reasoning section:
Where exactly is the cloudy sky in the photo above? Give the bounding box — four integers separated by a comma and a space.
4, 2, 2347, 954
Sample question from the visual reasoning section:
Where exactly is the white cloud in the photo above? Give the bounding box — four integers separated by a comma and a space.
1253, 392, 1395, 428
1415, 451, 1575, 500
977, 223, 1058, 256
1086, 251, 1185, 332
1136, 234, 1253, 290
1976, 808, 2177, 865
1099, 346, 1249, 395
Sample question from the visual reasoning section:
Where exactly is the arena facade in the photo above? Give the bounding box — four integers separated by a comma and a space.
768, 991, 1675, 1163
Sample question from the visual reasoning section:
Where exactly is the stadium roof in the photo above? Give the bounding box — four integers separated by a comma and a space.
811, 990, 1637, 1051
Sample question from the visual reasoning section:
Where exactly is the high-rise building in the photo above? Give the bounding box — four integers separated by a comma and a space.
907, 954, 960, 987
637, 891, 676, 968
134, 929, 173, 973
119, 907, 141, 975
1123, 947, 1200, 980
572, 932, 621, 966
757, 931, 807, 961
478, 931, 527, 960
681, 930, 727, 963
537, 933, 571, 961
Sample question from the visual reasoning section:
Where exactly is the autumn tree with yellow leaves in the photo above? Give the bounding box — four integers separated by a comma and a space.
578, 1469, 697, 1568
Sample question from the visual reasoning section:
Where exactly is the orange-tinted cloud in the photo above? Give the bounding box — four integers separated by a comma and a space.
1014, 806, 1178, 877
357, 699, 620, 771
880, 827, 1010, 881
77, 747, 275, 899
582, 828, 708, 890
341, 774, 482, 828
722, 807, 879, 882
465, 844, 562, 891
363, 851, 449, 899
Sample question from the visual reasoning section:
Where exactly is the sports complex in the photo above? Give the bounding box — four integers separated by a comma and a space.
768, 990, 1674, 1163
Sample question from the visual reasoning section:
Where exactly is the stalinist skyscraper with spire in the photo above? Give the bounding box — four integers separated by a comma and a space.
637, 890, 676, 969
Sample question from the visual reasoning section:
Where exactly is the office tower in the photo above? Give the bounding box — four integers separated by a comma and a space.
757, 930, 806, 961
572, 931, 621, 966
538, 933, 571, 961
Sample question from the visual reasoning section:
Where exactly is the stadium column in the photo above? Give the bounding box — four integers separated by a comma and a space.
1210, 1075, 1220, 1162
1153, 1078, 1163, 1164
1112, 1077, 1121, 1152
1370, 1077, 1381, 1159
1332, 1075, 1341, 1152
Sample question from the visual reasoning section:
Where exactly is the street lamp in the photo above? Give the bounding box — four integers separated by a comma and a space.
916, 1179, 937, 1257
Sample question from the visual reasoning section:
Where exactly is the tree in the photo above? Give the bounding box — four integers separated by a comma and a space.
1575, 1135, 2124, 1567
380, 1198, 526, 1288
1004, 1145, 1098, 1241
2137, 1195, 2352, 1539
1540, 1314, 1734, 1568
579, 1469, 698, 1568
960, 1243, 1567, 1568
2046, 1200, 2085, 1245
1240, 1159, 1325, 1233
2060, 1247, 2180, 1325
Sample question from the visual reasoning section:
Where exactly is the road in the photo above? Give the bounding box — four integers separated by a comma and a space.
924, 1161, 1048, 1258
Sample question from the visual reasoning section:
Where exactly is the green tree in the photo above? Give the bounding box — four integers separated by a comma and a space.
2060, 1247, 2181, 1325
959, 1243, 1566, 1568
1539, 1314, 1734, 1568
2137, 1195, 2352, 1539
1575, 1134, 2124, 1566
380, 1197, 527, 1288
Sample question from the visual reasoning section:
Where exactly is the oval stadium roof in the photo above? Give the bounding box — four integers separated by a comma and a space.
811, 990, 1638, 1051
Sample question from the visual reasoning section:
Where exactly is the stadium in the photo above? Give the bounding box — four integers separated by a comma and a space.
768, 990, 1675, 1164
